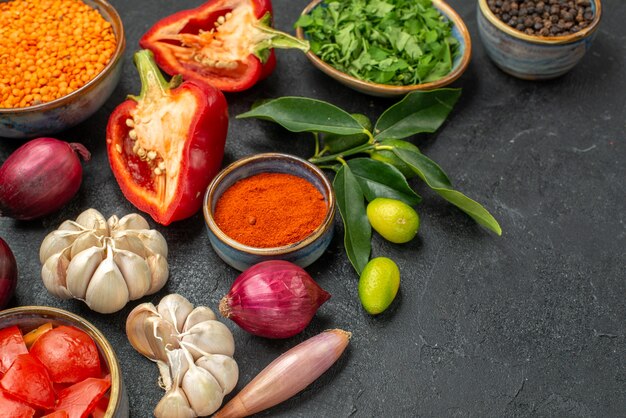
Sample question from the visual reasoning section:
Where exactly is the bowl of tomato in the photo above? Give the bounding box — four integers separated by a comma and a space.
0, 306, 128, 417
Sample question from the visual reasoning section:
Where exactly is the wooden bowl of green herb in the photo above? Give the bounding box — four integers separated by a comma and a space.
295, 0, 471, 98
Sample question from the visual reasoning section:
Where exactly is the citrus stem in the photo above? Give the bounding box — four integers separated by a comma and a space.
309, 143, 376, 164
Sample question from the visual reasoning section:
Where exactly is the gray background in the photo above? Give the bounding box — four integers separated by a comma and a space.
1, 0, 624, 416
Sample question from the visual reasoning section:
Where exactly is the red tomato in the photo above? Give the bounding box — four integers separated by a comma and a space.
55, 377, 111, 418
30, 325, 101, 384
0, 388, 35, 418
0, 353, 55, 409
43, 411, 69, 418
0, 325, 27, 373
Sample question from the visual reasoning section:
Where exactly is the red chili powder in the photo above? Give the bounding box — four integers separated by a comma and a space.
214, 172, 328, 248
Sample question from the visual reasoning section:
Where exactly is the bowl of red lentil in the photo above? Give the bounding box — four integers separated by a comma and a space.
203, 153, 336, 271
477, 0, 602, 80
0, 0, 125, 139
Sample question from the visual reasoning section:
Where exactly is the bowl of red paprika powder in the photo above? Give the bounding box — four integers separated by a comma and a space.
203, 153, 336, 271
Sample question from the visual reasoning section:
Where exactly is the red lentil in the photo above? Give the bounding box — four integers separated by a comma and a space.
0, 0, 117, 109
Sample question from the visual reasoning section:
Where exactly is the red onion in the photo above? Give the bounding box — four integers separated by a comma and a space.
0, 237, 17, 309
219, 260, 330, 339
0, 137, 90, 220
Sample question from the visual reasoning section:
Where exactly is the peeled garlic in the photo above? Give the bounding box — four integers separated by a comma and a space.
39, 208, 169, 314
126, 294, 238, 418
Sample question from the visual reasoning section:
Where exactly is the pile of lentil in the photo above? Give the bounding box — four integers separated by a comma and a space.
487, 0, 595, 37
0, 0, 117, 109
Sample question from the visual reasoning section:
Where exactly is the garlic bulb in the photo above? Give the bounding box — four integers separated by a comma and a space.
126, 294, 238, 418
40, 208, 169, 313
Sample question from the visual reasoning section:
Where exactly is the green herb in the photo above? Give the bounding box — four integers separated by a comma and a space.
237, 89, 501, 274
295, 0, 460, 85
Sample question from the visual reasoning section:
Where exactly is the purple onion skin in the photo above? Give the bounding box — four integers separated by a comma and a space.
0, 137, 90, 220
220, 260, 331, 339
0, 237, 17, 309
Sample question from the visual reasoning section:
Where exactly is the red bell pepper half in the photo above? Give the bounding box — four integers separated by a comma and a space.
0, 353, 55, 409
0, 388, 35, 418
107, 50, 228, 225
29, 325, 101, 384
54, 377, 110, 418
139, 0, 309, 92
0, 325, 27, 373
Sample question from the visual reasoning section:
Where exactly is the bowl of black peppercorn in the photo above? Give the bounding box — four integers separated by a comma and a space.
477, 0, 601, 80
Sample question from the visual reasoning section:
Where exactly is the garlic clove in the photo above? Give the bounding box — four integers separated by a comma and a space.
182, 361, 224, 417
157, 294, 194, 333
75, 208, 109, 236
111, 233, 147, 258
154, 386, 196, 418
58, 219, 83, 232
146, 254, 169, 295
183, 307, 217, 332
113, 248, 151, 300
196, 354, 239, 395
113, 213, 151, 231
166, 348, 190, 387
144, 316, 180, 363
66, 246, 104, 299
69, 231, 102, 259
84, 247, 130, 314
181, 321, 235, 359
123, 229, 168, 258
126, 303, 160, 359
39, 229, 84, 264
41, 247, 73, 299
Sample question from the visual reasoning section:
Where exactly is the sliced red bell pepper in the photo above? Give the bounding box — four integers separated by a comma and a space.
29, 325, 101, 384
0, 388, 35, 418
107, 50, 228, 225
54, 377, 110, 418
139, 0, 309, 92
0, 353, 55, 409
0, 325, 27, 373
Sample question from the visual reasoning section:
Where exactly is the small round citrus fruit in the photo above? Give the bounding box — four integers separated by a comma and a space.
366, 198, 419, 244
358, 257, 400, 315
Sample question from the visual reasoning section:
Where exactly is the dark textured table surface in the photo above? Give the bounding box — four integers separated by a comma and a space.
1, 0, 625, 417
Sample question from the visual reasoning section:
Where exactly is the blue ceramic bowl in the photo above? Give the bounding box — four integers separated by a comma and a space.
296, 0, 472, 98
0, 306, 129, 417
0, 0, 125, 139
203, 153, 336, 272
477, 0, 601, 80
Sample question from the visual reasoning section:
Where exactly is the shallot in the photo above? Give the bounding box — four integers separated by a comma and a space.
0, 137, 90, 220
219, 261, 331, 338
0, 237, 17, 309
213, 329, 351, 418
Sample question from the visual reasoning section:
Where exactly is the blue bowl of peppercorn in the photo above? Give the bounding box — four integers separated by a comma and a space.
477, 0, 601, 80
203, 153, 336, 271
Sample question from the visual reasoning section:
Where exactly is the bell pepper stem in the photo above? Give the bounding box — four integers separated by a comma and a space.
129, 50, 173, 102
253, 13, 309, 61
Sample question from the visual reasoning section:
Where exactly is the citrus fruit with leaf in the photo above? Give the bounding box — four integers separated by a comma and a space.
367, 198, 420, 244
358, 257, 400, 315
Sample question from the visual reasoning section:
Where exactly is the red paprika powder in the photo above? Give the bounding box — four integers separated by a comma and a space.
214, 172, 327, 248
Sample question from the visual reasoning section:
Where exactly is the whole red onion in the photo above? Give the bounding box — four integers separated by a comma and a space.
0, 237, 17, 309
0, 137, 90, 220
219, 260, 330, 339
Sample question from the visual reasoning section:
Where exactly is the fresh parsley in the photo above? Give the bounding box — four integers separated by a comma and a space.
295, 0, 460, 85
